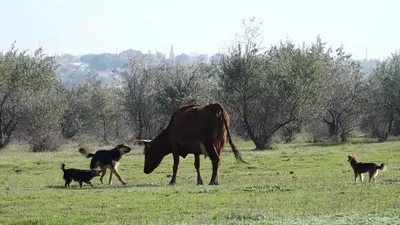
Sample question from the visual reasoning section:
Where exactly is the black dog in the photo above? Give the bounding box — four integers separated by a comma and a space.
61, 163, 101, 188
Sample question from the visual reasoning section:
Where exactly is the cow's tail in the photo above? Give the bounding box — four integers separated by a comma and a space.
216, 104, 248, 164
78, 148, 95, 158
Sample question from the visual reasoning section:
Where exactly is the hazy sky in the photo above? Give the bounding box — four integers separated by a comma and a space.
1, 0, 398, 59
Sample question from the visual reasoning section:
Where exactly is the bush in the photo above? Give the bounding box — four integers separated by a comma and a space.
19, 85, 66, 152
29, 131, 62, 152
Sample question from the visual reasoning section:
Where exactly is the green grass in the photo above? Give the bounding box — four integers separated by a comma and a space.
1, 139, 400, 225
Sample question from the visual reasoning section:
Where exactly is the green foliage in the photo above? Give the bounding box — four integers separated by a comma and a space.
217, 19, 330, 150
87, 72, 128, 143
318, 46, 368, 142
362, 51, 400, 141
60, 71, 130, 143
118, 55, 162, 139
155, 62, 214, 115
21, 85, 66, 152
0, 44, 58, 148
61, 84, 93, 139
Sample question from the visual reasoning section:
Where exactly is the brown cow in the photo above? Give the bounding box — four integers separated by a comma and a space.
138, 103, 247, 185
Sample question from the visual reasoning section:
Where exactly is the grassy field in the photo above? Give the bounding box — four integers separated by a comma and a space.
1, 139, 400, 225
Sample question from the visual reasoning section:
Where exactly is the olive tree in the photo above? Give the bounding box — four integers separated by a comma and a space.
155, 61, 215, 115
0, 44, 57, 149
322, 47, 368, 142
20, 84, 66, 152
61, 84, 92, 139
61, 71, 130, 143
216, 18, 329, 150
362, 52, 400, 141
117, 55, 161, 139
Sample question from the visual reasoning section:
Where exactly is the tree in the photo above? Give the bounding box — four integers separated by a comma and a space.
0, 44, 57, 149
118, 55, 160, 139
61, 84, 92, 139
155, 62, 214, 115
216, 18, 329, 150
20, 84, 66, 152
362, 52, 400, 141
322, 46, 367, 142
175, 53, 191, 65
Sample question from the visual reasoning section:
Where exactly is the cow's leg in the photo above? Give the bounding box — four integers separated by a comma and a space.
194, 154, 203, 185
204, 142, 220, 185
169, 152, 180, 185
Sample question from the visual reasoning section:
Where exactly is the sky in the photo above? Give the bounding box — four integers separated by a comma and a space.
0, 0, 399, 59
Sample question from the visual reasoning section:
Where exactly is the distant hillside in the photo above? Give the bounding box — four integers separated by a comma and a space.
54, 48, 223, 87
54, 48, 379, 87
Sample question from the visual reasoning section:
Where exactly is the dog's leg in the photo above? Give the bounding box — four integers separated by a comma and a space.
109, 170, 113, 185
369, 170, 378, 183
79, 181, 83, 188
66, 180, 72, 188
109, 167, 126, 185
99, 166, 107, 184
359, 174, 363, 182
374, 170, 379, 182
354, 173, 358, 183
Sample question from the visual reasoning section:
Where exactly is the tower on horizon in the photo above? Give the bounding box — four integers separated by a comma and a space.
169, 44, 175, 61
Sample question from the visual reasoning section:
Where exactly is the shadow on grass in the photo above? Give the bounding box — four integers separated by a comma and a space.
45, 182, 162, 190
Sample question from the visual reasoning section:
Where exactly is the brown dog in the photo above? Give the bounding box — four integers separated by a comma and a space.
79, 143, 131, 185
347, 154, 386, 183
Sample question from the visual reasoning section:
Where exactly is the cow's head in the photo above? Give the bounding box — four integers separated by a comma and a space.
138, 140, 170, 174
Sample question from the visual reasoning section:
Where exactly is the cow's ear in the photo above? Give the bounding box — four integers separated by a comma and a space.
136, 140, 145, 145
143, 141, 151, 149
139, 140, 151, 154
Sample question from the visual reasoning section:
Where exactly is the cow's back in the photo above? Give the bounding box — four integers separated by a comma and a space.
169, 103, 228, 153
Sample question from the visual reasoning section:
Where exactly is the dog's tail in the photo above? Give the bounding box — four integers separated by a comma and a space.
61, 163, 66, 171
79, 148, 95, 158
378, 163, 387, 171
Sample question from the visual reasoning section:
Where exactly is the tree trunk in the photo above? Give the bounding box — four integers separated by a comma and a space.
253, 136, 272, 151
101, 117, 108, 144
340, 130, 347, 142
324, 111, 342, 142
